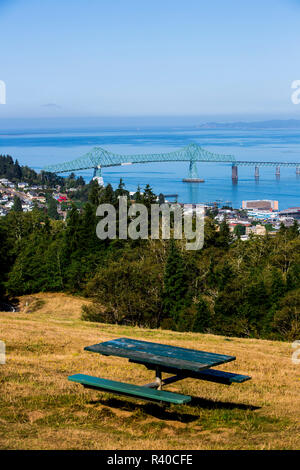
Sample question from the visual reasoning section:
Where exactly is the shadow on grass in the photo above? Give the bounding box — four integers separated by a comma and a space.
88, 394, 260, 424
190, 395, 260, 411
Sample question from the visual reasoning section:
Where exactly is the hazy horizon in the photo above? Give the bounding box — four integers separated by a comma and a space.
1, 114, 300, 131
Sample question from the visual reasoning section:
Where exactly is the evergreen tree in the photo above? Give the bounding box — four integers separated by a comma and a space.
233, 224, 245, 238
77, 176, 85, 186
270, 269, 286, 305
115, 178, 128, 198
279, 222, 287, 235
288, 220, 299, 239
0, 223, 11, 298
88, 179, 102, 206
142, 184, 156, 209
162, 239, 187, 326
133, 185, 143, 202
64, 205, 81, 254
78, 202, 99, 253
206, 257, 218, 288
286, 263, 300, 290
158, 193, 165, 205
6, 232, 63, 295
98, 183, 116, 206
12, 196, 23, 212
244, 279, 269, 332
66, 172, 76, 188
204, 218, 218, 247
193, 297, 211, 332
47, 197, 59, 220
216, 260, 234, 290
14, 159, 22, 180
218, 219, 232, 247
272, 290, 300, 341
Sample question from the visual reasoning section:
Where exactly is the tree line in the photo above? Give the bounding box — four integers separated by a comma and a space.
0, 154, 85, 189
0, 178, 299, 341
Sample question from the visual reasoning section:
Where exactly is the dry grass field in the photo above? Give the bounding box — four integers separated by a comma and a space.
0, 292, 299, 450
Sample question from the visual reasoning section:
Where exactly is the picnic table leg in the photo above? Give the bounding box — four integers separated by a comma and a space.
143, 370, 185, 389
155, 367, 162, 390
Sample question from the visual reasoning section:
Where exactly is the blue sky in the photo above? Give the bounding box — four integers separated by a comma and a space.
0, 0, 300, 120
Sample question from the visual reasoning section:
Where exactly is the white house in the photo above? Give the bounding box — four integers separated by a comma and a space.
18, 182, 29, 189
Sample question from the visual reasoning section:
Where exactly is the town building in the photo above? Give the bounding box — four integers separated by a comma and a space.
18, 182, 29, 189
279, 207, 300, 220
242, 200, 279, 211
246, 224, 267, 236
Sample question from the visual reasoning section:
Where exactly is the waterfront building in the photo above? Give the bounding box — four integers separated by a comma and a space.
279, 207, 300, 220
242, 200, 279, 211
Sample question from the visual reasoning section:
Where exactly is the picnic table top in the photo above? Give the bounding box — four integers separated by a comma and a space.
84, 337, 236, 373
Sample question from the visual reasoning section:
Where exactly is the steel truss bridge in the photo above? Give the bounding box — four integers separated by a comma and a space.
43, 143, 300, 181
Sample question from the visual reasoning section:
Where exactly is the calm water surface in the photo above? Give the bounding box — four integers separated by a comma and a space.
0, 127, 299, 209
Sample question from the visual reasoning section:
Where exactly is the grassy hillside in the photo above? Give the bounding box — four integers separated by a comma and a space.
0, 293, 299, 450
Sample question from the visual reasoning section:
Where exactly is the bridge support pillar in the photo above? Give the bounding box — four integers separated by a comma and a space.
188, 159, 199, 179
232, 165, 238, 181
254, 166, 259, 179
296, 166, 300, 175
182, 159, 205, 182
93, 166, 104, 186
276, 166, 280, 177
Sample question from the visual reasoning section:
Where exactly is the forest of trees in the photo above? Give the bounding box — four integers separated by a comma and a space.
0, 155, 85, 189
0, 178, 299, 341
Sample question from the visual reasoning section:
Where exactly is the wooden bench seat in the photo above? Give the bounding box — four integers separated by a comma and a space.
68, 374, 191, 404
129, 360, 251, 386
189, 368, 251, 385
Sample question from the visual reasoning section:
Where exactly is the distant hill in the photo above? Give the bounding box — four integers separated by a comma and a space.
195, 119, 300, 130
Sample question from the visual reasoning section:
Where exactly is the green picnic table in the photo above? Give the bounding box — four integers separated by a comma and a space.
69, 337, 251, 405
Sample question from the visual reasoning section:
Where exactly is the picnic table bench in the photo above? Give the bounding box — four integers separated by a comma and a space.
69, 337, 251, 404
